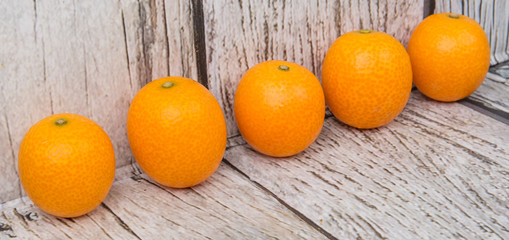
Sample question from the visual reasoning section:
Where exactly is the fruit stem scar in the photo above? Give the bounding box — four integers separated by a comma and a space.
55, 118, 67, 126
278, 65, 290, 71
359, 29, 372, 34
162, 81, 175, 88
448, 13, 460, 19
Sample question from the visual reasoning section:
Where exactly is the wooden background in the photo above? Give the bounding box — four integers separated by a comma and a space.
1, 0, 509, 239
0, 0, 507, 208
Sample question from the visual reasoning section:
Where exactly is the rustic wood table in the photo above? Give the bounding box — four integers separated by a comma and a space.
1, 0, 509, 239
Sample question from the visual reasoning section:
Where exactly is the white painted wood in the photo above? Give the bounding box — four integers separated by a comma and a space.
0, 0, 197, 204
1, 163, 327, 239
435, 0, 509, 65
225, 92, 509, 239
120, 0, 197, 86
340, 0, 423, 47
0, 203, 139, 239
0, 0, 51, 204
203, 0, 424, 137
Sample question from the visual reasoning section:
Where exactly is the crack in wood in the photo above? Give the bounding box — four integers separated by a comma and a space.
120, 10, 133, 93
191, 0, 208, 88
460, 98, 509, 126
100, 203, 142, 240
0, 222, 13, 232
56, 218, 72, 228
82, 46, 91, 118
86, 214, 114, 240
223, 160, 338, 240
161, 0, 171, 77
2, 114, 21, 200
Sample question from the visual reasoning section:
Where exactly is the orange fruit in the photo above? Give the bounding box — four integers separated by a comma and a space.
127, 77, 226, 188
408, 13, 490, 102
322, 30, 412, 129
234, 60, 325, 157
18, 113, 115, 218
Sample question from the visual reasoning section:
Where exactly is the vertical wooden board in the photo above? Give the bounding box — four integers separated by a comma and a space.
72, 0, 134, 170
0, 0, 51, 203
435, 0, 509, 65
164, 0, 198, 80
120, 0, 197, 88
203, 0, 423, 137
0, 115, 20, 204
35, 0, 87, 116
225, 93, 509, 239
339, 0, 423, 47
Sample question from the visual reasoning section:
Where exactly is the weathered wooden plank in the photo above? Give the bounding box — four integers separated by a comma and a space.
120, 0, 197, 86
435, 0, 509, 65
0, 201, 139, 239
0, 0, 51, 203
1, 163, 328, 239
203, 0, 423, 137
104, 164, 327, 239
0, 0, 197, 204
339, 0, 423, 47
468, 73, 509, 118
225, 92, 509, 239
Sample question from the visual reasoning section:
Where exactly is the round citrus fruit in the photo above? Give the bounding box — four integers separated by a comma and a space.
408, 13, 490, 102
18, 113, 115, 218
322, 30, 413, 129
234, 60, 325, 157
127, 77, 226, 188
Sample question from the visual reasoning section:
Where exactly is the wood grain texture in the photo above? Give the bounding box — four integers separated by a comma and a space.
203, 0, 423, 137
0, 203, 139, 240
435, 0, 509, 65
225, 92, 509, 239
1, 163, 328, 239
0, 0, 50, 204
468, 73, 509, 117
0, 0, 196, 204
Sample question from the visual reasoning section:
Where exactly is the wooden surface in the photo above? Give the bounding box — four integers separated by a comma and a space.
1, 164, 326, 239
2, 0, 509, 239
225, 92, 509, 239
204, 0, 423, 137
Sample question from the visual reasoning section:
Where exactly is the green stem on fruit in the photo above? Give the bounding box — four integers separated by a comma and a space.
448, 13, 460, 19
359, 29, 372, 34
55, 118, 67, 126
162, 81, 175, 88
278, 65, 290, 71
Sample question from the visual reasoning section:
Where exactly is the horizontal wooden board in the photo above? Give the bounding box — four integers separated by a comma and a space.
224, 92, 509, 239
1, 163, 327, 239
